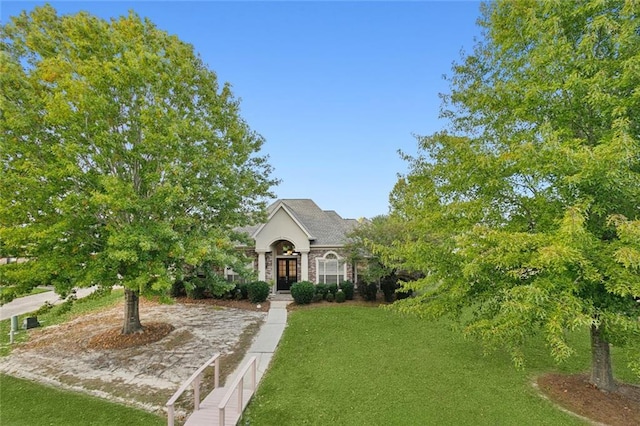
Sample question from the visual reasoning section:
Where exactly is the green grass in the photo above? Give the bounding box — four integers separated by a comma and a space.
1, 285, 50, 299
243, 305, 638, 425
0, 288, 125, 356
0, 373, 164, 426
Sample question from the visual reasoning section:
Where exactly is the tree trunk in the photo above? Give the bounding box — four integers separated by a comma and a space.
590, 324, 616, 392
122, 288, 143, 335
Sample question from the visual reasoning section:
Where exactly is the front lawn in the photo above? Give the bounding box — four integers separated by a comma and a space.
243, 305, 636, 425
0, 374, 164, 426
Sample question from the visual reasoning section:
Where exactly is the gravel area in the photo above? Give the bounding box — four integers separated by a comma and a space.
0, 299, 266, 419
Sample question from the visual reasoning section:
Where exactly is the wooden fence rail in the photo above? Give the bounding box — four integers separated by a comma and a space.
166, 353, 220, 426
218, 356, 257, 426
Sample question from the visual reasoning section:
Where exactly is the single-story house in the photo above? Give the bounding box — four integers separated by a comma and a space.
231, 199, 360, 293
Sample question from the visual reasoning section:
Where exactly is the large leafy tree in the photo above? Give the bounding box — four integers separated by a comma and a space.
344, 215, 406, 284
383, 0, 640, 391
0, 6, 277, 334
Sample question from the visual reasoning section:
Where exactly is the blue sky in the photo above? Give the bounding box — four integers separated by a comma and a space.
1, 1, 483, 219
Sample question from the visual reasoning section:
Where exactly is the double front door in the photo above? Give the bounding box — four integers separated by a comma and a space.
277, 258, 297, 291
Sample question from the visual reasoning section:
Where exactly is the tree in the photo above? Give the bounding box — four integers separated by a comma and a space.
344, 215, 403, 284
0, 6, 277, 334
382, 0, 640, 392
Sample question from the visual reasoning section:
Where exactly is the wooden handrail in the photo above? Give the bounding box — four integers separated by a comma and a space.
218, 356, 257, 426
166, 353, 220, 426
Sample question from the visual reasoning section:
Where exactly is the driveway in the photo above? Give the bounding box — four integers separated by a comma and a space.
1, 287, 97, 320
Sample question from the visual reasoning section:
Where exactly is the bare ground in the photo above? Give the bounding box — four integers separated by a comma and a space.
0, 297, 267, 422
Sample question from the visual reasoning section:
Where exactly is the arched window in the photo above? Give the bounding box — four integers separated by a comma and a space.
316, 252, 346, 284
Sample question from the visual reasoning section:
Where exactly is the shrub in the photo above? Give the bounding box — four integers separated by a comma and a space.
312, 293, 323, 303
327, 283, 338, 295
315, 283, 329, 300
380, 275, 398, 303
326, 292, 335, 302
359, 282, 378, 301
247, 281, 270, 303
210, 278, 236, 299
237, 283, 249, 299
184, 281, 206, 299
335, 290, 346, 303
170, 280, 186, 297
54, 293, 76, 315
36, 301, 54, 316
291, 281, 315, 305
396, 287, 413, 300
340, 281, 354, 300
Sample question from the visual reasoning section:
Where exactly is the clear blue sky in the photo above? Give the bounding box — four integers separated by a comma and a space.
1, 1, 483, 219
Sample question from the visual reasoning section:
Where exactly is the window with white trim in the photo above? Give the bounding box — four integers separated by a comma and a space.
316, 252, 346, 284
225, 264, 253, 283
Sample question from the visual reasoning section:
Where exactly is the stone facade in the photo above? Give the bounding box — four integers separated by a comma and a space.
233, 199, 360, 291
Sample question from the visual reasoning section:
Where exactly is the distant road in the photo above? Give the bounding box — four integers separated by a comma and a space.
0, 287, 97, 320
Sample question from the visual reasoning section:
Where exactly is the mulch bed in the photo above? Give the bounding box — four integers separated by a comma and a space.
538, 373, 640, 426
87, 322, 175, 350
176, 297, 270, 312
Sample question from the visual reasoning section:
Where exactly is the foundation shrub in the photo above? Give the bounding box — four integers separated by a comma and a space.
358, 282, 378, 301
291, 281, 315, 305
327, 283, 338, 295
326, 292, 335, 302
339, 281, 354, 300
236, 283, 249, 300
314, 283, 329, 300
247, 281, 270, 303
335, 290, 346, 303
170, 280, 186, 297
380, 275, 398, 303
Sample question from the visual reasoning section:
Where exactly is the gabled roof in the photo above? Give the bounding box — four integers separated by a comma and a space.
240, 199, 358, 247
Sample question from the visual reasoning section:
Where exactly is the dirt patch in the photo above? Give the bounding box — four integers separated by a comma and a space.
0, 298, 267, 419
538, 373, 640, 426
176, 296, 270, 312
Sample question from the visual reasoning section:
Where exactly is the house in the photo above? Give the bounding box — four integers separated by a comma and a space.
232, 199, 360, 293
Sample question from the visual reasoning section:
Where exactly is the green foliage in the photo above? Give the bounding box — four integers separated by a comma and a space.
35, 301, 54, 316
358, 282, 378, 302
339, 280, 354, 300
314, 283, 329, 299
247, 281, 270, 303
290, 281, 315, 305
380, 274, 398, 303
335, 290, 346, 303
236, 282, 249, 300
344, 215, 408, 283
55, 293, 77, 315
383, 0, 640, 383
326, 292, 335, 302
327, 283, 338, 295
170, 280, 186, 297
0, 5, 277, 332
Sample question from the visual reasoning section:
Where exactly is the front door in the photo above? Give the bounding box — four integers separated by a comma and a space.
277, 258, 297, 291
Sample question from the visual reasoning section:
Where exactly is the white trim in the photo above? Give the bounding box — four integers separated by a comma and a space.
315, 251, 347, 284
251, 201, 315, 240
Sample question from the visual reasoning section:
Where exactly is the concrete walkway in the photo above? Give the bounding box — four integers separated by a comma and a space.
181, 294, 292, 426
0, 287, 97, 320
225, 295, 292, 387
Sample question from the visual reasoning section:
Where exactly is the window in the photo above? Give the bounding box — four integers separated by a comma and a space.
316, 252, 346, 284
225, 264, 252, 283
